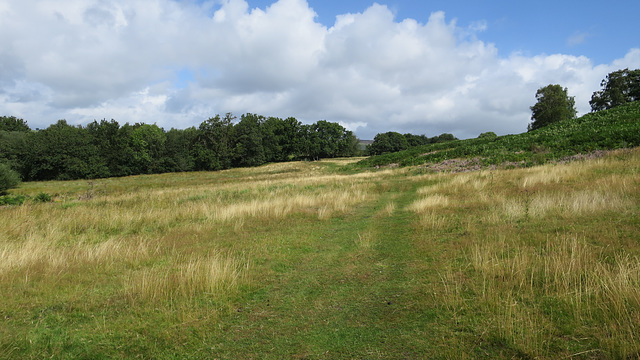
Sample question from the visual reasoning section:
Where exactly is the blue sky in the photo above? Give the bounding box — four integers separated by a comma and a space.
1, 0, 639, 139
267, 0, 639, 65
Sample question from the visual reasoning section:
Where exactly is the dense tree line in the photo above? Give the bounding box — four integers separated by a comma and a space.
367, 131, 458, 155
0, 114, 359, 182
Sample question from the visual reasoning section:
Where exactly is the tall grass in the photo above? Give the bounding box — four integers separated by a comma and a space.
124, 253, 249, 304
471, 235, 640, 357
420, 148, 640, 358
1, 149, 638, 358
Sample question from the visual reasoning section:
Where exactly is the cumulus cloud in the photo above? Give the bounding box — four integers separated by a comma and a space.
0, 0, 638, 139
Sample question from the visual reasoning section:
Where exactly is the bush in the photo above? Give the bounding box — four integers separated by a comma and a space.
0, 194, 26, 206
0, 163, 21, 195
33, 192, 52, 203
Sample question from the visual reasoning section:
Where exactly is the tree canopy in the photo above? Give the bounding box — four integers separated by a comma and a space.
590, 68, 640, 112
529, 84, 576, 131
0, 116, 30, 132
0, 114, 359, 182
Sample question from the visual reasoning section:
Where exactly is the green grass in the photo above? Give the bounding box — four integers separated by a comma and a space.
1, 148, 639, 359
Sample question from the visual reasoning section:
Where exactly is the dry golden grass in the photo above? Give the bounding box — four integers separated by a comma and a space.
124, 253, 248, 304
0, 159, 379, 309
470, 234, 640, 356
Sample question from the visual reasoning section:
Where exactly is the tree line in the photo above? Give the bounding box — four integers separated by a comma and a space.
0, 113, 359, 184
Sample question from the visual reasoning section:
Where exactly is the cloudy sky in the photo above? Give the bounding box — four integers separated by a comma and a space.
1, 0, 638, 139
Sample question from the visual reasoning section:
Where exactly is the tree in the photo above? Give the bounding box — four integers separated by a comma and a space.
529, 84, 576, 131
233, 114, 265, 167
163, 127, 198, 173
23, 120, 107, 181
590, 68, 640, 112
128, 124, 167, 174
0, 163, 21, 195
0, 116, 30, 132
0, 130, 28, 175
367, 132, 409, 155
404, 133, 429, 147
195, 113, 235, 171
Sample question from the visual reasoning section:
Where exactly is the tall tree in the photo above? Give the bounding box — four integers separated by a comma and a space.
233, 113, 265, 167
195, 113, 235, 171
529, 84, 576, 131
163, 127, 198, 173
590, 68, 640, 112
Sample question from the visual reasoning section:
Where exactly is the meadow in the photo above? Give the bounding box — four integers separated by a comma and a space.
1, 149, 639, 359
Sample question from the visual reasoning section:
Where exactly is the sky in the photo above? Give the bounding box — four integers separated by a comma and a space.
0, 0, 639, 140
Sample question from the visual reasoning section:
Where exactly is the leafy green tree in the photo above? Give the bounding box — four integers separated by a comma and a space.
368, 132, 409, 155
281, 117, 304, 159
0, 163, 21, 195
590, 68, 640, 112
529, 84, 577, 131
86, 119, 124, 177
0, 116, 30, 132
195, 113, 235, 171
23, 120, 107, 181
299, 124, 321, 160
337, 129, 359, 157
261, 117, 287, 163
312, 120, 355, 158
404, 133, 429, 147
233, 114, 266, 167
127, 124, 167, 174
0, 130, 28, 175
163, 127, 198, 173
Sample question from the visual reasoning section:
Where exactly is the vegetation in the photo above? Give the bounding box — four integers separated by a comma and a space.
590, 68, 640, 111
0, 115, 358, 183
354, 100, 640, 169
0, 147, 639, 358
0, 163, 21, 195
367, 132, 458, 155
529, 84, 577, 131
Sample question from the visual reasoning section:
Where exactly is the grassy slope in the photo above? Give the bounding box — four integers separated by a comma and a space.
353, 101, 640, 169
1, 153, 639, 356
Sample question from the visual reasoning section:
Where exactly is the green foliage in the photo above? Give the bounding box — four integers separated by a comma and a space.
590, 68, 640, 112
530, 84, 577, 130
4, 112, 360, 182
0, 130, 28, 174
368, 132, 409, 155
354, 101, 640, 169
234, 113, 266, 167
33, 192, 52, 203
478, 131, 497, 140
23, 120, 108, 181
0, 162, 21, 195
0, 116, 30, 132
0, 194, 25, 205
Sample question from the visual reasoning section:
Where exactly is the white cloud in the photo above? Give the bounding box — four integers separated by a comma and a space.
0, 0, 638, 139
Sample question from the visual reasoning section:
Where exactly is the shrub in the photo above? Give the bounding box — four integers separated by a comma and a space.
0, 163, 21, 195
33, 192, 52, 203
0, 194, 26, 206
478, 132, 497, 140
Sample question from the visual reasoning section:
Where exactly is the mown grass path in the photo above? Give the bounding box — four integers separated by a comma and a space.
204, 179, 451, 359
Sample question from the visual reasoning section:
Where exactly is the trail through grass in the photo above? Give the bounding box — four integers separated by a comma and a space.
1, 150, 639, 359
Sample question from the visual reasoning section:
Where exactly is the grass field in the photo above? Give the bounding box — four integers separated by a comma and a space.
1, 150, 639, 359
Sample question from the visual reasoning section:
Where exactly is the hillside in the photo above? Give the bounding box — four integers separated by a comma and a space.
353, 101, 640, 170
